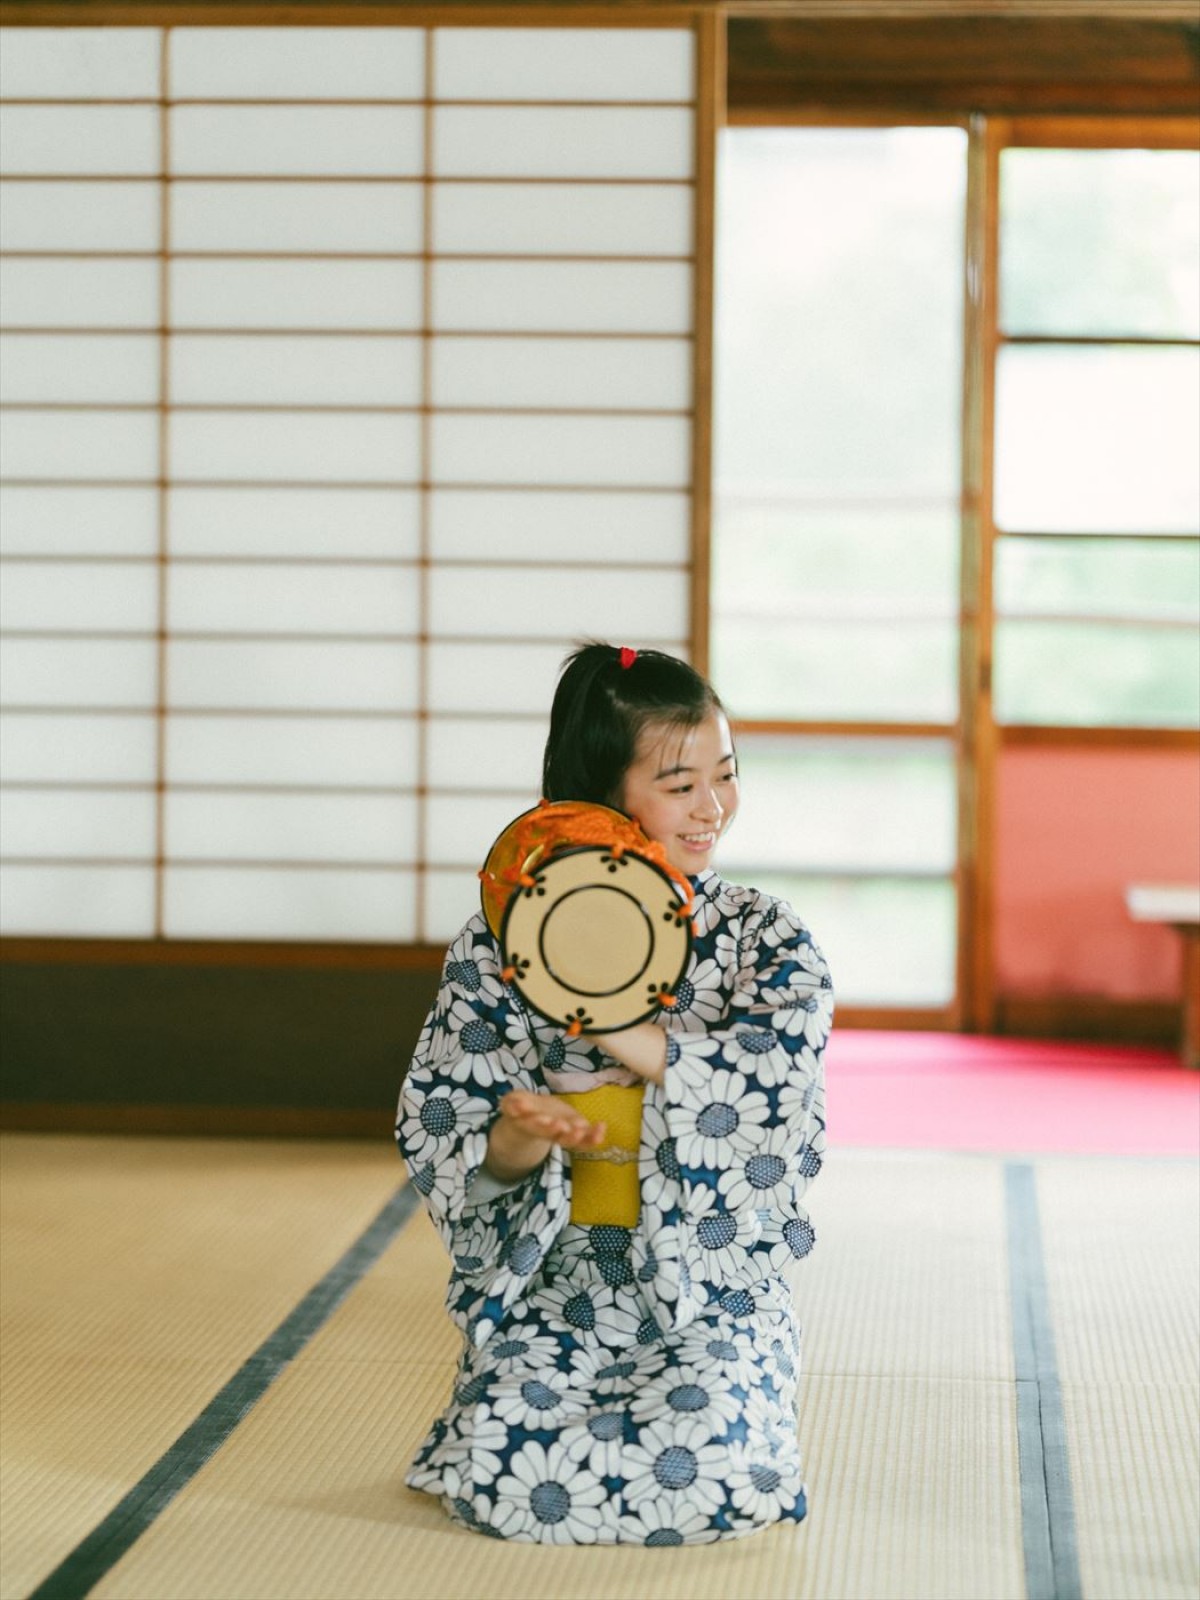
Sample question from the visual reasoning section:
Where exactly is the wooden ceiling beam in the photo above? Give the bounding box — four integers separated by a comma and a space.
728, 14, 1200, 114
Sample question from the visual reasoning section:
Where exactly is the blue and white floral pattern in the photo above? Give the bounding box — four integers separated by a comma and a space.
396, 871, 832, 1545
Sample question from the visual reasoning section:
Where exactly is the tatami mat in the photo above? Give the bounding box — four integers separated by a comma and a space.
3, 1135, 1197, 1600
0, 1135, 402, 1599
1059, 1381, 1200, 1600
87, 1153, 1027, 1600
794, 1150, 1013, 1381
90, 1345, 1022, 1600
1036, 1157, 1200, 1600
1036, 1159, 1200, 1387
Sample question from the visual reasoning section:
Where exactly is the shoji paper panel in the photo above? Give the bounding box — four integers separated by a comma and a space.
0, 20, 699, 946
157, 28, 423, 937
1, 712, 156, 784
163, 866, 417, 942
421, 23, 695, 941
0, 29, 161, 932
0, 865, 155, 936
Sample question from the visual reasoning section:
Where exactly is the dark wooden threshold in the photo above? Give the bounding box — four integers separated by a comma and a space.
994, 995, 1180, 1048
0, 1100, 395, 1139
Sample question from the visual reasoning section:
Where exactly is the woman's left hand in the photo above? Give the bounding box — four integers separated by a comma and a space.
589, 1021, 668, 1085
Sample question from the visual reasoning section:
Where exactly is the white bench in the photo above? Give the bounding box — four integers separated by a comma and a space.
1126, 884, 1200, 1070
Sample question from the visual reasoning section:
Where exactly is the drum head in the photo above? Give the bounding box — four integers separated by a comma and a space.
499, 845, 693, 1034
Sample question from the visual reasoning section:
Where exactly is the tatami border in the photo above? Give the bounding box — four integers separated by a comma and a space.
25, 1182, 420, 1600
1005, 1161, 1083, 1600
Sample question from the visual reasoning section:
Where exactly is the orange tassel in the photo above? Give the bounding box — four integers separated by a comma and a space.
566, 1018, 584, 1038
658, 991, 678, 1008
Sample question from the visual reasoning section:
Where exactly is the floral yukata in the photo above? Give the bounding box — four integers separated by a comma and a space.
396, 870, 832, 1546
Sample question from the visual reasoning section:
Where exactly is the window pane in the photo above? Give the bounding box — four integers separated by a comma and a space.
722, 737, 957, 875
994, 619, 1200, 728
996, 537, 1200, 622
994, 345, 1200, 534
714, 126, 965, 725
715, 127, 966, 498
714, 500, 959, 719
716, 501, 959, 610
714, 619, 958, 723
1001, 148, 1200, 338
728, 872, 956, 1007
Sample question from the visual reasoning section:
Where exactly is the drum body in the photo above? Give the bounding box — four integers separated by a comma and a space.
479, 802, 694, 1035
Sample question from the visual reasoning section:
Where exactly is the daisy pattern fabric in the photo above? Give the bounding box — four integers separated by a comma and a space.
396, 870, 832, 1545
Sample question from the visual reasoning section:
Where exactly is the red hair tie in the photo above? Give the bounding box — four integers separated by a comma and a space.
618, 647, 638, 669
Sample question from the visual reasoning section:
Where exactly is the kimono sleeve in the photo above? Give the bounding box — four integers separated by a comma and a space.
395, 916, 569, 1347
636, 897, 832, 1318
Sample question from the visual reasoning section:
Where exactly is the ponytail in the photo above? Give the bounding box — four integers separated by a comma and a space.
541, 642, 722, 805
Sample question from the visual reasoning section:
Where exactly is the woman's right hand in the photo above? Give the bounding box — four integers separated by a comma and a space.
499, 1089, 606, 1151
483, 1090, 606, 1184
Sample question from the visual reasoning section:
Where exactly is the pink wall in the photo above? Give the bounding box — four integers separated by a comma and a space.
994, 746, 1200, 1001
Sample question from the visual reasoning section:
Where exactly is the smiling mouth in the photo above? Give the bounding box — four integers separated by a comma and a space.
679, 832, 716, 847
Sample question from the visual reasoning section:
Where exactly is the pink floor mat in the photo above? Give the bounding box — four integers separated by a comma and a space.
826, 1031, 1200, 1157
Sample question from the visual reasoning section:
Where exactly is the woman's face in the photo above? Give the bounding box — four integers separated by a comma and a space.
616, 710, 739, 876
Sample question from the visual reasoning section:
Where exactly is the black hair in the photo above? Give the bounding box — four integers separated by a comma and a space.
541, 642, 725, 806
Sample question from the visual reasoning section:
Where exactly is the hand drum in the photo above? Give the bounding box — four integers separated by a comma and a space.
479, 801, 694, 1036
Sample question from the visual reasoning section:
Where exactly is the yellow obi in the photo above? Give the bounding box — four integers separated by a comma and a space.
557, 1083, 644, 1227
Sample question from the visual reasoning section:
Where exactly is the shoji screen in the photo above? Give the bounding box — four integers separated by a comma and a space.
0, 23, 699, 945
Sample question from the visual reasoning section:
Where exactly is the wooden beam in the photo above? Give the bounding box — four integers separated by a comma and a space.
728, 15, 1200, 115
